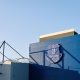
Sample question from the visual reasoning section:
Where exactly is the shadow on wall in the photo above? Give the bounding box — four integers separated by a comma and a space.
29, 64, 80, 80
62, 47, 80, 64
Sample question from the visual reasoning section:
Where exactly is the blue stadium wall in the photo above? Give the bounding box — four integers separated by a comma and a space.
29, 34, 80, 80
29, 64, 80, 80
10, 63, 80, 80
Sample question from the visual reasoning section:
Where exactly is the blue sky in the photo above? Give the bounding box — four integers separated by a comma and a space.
0, 0, 80, 58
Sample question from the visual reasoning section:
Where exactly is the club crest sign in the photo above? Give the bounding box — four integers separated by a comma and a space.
46, 44, 62, 63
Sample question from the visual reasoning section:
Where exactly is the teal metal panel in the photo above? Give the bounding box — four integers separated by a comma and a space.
11, 63, 29, 80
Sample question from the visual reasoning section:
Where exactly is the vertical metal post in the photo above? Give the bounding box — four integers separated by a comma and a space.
62, 55, 64, 69
68, 66, 70, 70
43, 50, 45, 66
2, 41, 5, 63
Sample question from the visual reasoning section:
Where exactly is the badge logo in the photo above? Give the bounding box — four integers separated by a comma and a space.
46, 44, 62, 63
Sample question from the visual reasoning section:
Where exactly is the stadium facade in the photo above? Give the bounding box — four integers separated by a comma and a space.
0, 29, 80, 80
29, 29, 80, 80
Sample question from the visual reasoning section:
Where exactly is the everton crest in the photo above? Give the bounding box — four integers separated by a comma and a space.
46, 44, 62, 64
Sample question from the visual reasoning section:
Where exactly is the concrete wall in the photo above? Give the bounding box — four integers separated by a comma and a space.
39, 29, 76, 42
0, 64, 11, 80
